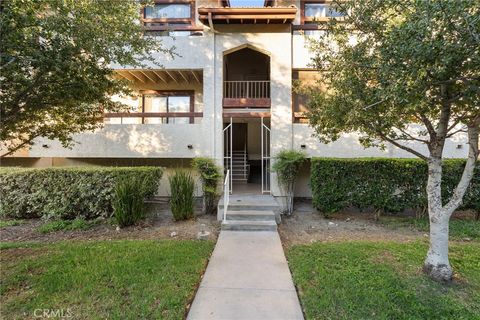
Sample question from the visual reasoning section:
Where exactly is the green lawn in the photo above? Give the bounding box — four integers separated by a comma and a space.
379, 216, 480, 240
287, 241, 480, 320
1, 240, 214, 319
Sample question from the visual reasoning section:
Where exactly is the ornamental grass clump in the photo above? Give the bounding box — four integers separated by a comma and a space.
272, 150, 306, 215
192, 158, 222, 215
113, 177, 147, 227
169, 170, 195, 221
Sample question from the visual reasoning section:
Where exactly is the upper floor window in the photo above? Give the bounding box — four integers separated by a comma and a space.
144, 4, 191, 19
142, 1, 201, 37
301, 1, 344, 24
104, 91, 198, 124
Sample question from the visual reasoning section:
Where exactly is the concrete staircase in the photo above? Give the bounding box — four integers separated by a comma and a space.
225, 150, 249, 184
218, 195, 281, 232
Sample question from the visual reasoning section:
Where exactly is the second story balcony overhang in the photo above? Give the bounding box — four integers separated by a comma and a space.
198, 6, 297, 25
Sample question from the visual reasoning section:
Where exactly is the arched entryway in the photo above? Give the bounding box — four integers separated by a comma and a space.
223, 45, 271, 108
222, 45, 271, 195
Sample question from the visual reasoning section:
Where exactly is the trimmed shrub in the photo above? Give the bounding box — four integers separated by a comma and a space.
273, 150, 307, 215
311, 158, 479, 217
192, 157, 222, 215
0, 167, 163, 220
169, 170, 195, 221
113, 177, 148, 227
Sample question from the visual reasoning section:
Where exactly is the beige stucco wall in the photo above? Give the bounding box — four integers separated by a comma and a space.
8, 4, 472, 198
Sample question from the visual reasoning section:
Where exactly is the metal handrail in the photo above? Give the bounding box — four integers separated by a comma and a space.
223, 81, 270, 99
223, 169, 230, 222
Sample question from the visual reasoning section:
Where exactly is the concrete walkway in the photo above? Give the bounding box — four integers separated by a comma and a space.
187, 231, 304, 320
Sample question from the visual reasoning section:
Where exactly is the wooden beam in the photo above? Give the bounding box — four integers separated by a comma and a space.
198, 8, 297, 14
191, 71, 201, 84
116, 71, 135, 82
126, 70, 146, 83
152, 70, 168, 83
223, 98, 271, 108
165, 70, 179, 83
140, 70, 157, 83
104, 112, 203, 118
199, 14, 296, 20
222, 112, 271, 118
178, 71, 189, 82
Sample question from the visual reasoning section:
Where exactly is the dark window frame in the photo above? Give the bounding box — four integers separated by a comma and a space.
140, 90, 195, 124
300, 0, 343, 25
103, 90, 199, 124
141, 0, 200, 33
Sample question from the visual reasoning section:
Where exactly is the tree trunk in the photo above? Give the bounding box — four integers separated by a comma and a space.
424, 211, 452, 282
423, 124, 479, 282
423, 157, 453, 282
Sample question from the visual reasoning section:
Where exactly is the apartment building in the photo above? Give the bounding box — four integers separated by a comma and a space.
4, 0, 468, 197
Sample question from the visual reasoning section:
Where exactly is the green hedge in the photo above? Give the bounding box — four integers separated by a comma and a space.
0, 167, 163, 220
311, 158, 479, 214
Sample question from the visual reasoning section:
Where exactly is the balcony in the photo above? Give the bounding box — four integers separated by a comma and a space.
223, 81, 271, 108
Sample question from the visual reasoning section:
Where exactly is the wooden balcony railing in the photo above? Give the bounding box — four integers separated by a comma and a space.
223, 81, 271, 108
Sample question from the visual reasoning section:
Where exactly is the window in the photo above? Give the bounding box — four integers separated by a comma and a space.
104, 91, 196, 124
142, 1, 200, 37
143, 94, 191, 124
305, 3, 343, 19
292, 70, 324, 124
144, 4, 191, 19
301, 1, 344, 25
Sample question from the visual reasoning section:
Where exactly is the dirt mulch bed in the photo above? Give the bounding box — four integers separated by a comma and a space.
279, 201, 424, 247
0, 203, 220, 244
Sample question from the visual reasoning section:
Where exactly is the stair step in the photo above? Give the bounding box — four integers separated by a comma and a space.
226, 210, 276, 221
221, 220, 277, 232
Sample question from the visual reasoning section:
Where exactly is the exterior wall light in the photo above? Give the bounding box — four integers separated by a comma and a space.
456, 144, 463, 149
187, 144, 193, 149
300, 144, 306, 149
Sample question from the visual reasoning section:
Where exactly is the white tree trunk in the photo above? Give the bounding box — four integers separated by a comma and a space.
423, 157, 453, 281
424, 209, 452, 281
423, 125, 479, 282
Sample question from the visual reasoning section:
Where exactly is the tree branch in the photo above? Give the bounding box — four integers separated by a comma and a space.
0, 137, 36, 158
397, 127, 429, 143
442, 124, 480, 215
417, 113, 437, 140
377, 131, 429, 161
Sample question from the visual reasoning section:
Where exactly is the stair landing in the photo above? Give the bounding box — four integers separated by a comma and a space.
218, 194, 281, 231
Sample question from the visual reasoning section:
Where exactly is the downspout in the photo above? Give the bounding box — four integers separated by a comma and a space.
209, 11, 219, 161
213, 28, 217, 159
290, 23, 294, 150
208, 12, 218, 34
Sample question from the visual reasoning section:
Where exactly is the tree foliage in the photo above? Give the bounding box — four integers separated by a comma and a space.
0, 0, 171, 156
306, 0, 479, 154
305, 0, 480, 281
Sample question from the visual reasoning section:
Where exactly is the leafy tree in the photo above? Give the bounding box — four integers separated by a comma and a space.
0, 0, 171, 157
305, 0, 479, 281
